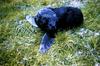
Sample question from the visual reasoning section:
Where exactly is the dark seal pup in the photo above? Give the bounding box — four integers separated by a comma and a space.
26, 7, 83, 53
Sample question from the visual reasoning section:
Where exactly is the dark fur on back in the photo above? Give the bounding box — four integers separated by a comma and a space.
51, 7, 83, 29
34, 7, 83, 38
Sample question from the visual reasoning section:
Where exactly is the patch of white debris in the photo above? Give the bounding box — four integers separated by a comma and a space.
68, 0, 87, 8
76, 28, 100, 37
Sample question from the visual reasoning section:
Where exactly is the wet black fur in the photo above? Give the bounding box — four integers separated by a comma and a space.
34, 7, 83, 38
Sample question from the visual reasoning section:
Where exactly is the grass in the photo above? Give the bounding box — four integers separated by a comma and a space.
0, 0, 100, 66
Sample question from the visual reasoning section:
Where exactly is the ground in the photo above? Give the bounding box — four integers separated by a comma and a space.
0, 0, 100, 66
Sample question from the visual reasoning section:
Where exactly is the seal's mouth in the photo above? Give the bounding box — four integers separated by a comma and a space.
25, 15, 38, 27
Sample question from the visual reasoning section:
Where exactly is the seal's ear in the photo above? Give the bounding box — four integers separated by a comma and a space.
25, 15, 38, 27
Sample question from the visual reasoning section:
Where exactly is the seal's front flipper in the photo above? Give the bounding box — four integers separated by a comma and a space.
39, 33, 54, 53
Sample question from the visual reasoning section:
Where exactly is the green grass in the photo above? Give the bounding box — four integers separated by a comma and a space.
0, 0, 100, 66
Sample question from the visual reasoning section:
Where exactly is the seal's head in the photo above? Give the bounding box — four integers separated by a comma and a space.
34, 8, 58, 32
